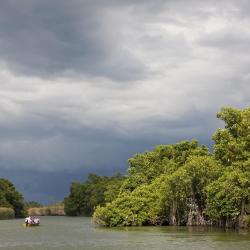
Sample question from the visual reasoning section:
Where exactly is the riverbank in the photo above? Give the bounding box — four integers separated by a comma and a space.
28, 204, 65, 216
0, 207, 15, 219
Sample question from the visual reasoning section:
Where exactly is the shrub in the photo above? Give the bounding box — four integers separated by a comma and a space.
0, 207, 15, 219
28, 205, 65, 216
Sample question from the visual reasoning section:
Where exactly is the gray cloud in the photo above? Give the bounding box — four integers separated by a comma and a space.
0, 0, 149, 81
0, 0, 249, 202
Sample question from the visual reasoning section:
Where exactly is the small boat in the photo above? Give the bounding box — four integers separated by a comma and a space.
24, 216, 40, 227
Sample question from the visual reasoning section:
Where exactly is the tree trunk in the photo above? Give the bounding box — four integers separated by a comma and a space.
170, 200, 177, 225
239, 198, 246, 228
187, 198, 206, 226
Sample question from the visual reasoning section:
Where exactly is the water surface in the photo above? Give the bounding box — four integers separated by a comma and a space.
0, 217, 249, 249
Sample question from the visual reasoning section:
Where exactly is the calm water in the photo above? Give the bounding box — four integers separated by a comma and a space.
0, 217, 250, 250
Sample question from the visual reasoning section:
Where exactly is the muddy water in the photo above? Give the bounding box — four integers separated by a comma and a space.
0, 216, 250, 250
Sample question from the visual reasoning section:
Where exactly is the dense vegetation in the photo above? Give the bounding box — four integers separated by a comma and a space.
92, 107, 250, 228
64, 173, 124, 216
0, 178, 27, 218
0, 207, 15, 219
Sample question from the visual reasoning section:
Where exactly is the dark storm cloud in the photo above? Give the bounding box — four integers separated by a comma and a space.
0, 0, 249, 203
0, 109, 218, 204
1, 0, 249, 80
0, 0, 151, 81
0, 94, 220, 173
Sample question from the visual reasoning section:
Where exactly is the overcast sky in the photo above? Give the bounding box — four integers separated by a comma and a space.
0, 0, 249, 203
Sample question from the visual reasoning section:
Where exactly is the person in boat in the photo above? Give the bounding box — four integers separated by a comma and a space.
35, 218, 40, 224
25, 216, 31, 226
24, 216, 40, 226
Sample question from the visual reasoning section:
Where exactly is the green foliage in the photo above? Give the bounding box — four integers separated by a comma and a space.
207, 107, 250, 227
213, 107, 250, 165
64, 173, 124, 216
25, 201, 43, 209
0, 178, 27, 218
154, 156, 221, 226
94, 182, 162, 226
0, 207, 15, 220
64, 182, 86, 216
121, 140, 209, 192
94, 141, 215, 226
206, 169, 250, 226
93, 106, 250, 228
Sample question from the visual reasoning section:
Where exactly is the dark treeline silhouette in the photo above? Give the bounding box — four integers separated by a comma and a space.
64, 173, 124, 216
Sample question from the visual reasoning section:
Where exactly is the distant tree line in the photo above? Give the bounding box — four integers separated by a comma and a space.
64, 173, 124, 216
0, 178, 27, 219
65, 107, 250, 228
25, 201, 43, 208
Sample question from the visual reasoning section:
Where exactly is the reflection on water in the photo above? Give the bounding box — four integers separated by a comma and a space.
0, 217, 250, 250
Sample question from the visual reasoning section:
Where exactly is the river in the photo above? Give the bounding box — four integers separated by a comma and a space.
0, 217, 250, 249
